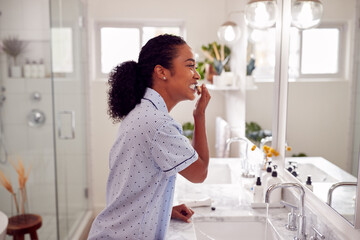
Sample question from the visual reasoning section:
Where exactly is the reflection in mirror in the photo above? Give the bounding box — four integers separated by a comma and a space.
245, 27, 275, 153
285, 0, 359, 226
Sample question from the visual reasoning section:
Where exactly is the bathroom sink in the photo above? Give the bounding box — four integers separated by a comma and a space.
193, 217, 280, 240
295, 163, 338, 183
202, 163, 232, 184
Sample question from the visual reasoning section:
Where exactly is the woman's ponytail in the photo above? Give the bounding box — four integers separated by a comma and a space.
107, 61, 147, 122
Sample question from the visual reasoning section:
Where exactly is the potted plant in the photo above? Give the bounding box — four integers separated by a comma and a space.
201, 42, 231, 84
1, 36, 26, 78
0, 158, 31, 216
182, 122, 194, 140
246, 56, 257, 89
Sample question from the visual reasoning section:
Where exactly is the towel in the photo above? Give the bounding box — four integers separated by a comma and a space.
215, 117, 231, 158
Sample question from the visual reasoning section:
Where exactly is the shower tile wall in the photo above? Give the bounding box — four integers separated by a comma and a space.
0, 0, 56, 216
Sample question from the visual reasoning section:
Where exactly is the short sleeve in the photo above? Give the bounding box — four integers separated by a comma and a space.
150, 121, 198, 176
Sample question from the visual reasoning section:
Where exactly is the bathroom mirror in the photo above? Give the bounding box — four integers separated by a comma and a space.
245, 27, 275, 150
285, 0, 359, 226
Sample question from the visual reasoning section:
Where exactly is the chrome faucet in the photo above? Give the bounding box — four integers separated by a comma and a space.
225, 137, 254, 178
327, 182, 357, 206
260, 136, 272, 150
309, 226, 325, 240
266, 182, 306, 240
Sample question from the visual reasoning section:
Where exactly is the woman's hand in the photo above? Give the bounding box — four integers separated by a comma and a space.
193, 84, 211, 118
171, 204, 194, 223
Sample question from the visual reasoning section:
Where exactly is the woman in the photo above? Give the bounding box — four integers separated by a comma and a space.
88, 34, 211, 239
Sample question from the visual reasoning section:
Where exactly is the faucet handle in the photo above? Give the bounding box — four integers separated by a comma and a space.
280, 201, 298, 231
280, 200, 298, 210
309, 226, 325, 240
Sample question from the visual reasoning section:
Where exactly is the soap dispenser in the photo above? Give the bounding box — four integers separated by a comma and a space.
23, 59, 32, 78
262, 162, 272, 190
38, 59, 45, 78
31, 60, 38, 78
306, 175, 313, 191
266, 166, 281, 203
253, 177, 264, 203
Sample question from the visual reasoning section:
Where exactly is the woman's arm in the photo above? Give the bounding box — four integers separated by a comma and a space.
179, 84, 211, 183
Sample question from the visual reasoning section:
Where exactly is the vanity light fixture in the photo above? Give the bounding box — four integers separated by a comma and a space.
217, 21, 241, 44
291, 0, 323, 30
244, 0, 277, 30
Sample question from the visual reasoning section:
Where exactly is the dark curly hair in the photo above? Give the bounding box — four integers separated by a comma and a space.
107, 34, 187, 122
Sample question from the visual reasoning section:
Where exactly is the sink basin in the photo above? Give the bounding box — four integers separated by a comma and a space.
295, 163, 338, 183
193, 217, 279, 240
202, 163, 232, 184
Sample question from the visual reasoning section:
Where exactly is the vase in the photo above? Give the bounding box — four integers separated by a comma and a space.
10, 66, 22, 78
10, 192, 20, 217
18, 187, 29, 215
213, 72, 235, 87
205, 64, 217, 84
222, 72, 235, 86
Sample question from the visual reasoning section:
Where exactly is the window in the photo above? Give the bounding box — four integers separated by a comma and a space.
96, 22, 184, 78
300, 27, 341, 76
249, 23, 345, 81
100, 28, 140, 74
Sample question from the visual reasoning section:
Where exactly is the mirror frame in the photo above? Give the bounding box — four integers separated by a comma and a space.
271, 0, 360, 229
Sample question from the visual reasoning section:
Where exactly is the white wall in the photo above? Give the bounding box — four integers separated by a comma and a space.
88, 0, 234, 210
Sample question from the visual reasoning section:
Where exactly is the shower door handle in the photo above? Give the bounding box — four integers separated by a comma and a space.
57, 111, 75, 140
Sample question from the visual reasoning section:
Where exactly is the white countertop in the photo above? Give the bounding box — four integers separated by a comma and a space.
166, 158, 296, 240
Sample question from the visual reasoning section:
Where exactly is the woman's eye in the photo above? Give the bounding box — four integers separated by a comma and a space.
187, 65, 195, 69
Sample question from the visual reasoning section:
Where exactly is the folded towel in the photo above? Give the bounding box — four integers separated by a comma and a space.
182, 198, 213, 208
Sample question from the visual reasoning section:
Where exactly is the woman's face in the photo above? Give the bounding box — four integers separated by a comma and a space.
166, 44, 201, 102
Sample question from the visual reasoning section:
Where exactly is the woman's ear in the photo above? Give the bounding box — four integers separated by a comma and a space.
154, 65, 167, 80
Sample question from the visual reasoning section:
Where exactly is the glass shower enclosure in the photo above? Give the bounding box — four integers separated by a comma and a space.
0, 0, 89, 238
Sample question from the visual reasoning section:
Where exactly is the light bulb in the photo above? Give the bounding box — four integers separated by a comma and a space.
248, 28, 266, 43
217, 21, 241, 44
291, 0, 323, 29
245, 0, 277, 30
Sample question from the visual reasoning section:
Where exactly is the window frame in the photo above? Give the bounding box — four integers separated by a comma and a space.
95, 20, 185, 79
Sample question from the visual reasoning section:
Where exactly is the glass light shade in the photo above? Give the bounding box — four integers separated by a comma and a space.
291, 0, 323, 30
217, 21, 241, 44
245, 0, 277, 30
248, 28, 266, 43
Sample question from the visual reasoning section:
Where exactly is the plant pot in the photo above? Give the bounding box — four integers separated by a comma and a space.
246, 75, 258, 90
205, 64, 217, 84
10, 66, 22, 78
213, 72, 235, 87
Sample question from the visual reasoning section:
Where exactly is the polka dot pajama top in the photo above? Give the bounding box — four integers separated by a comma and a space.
88, 88, 198, 239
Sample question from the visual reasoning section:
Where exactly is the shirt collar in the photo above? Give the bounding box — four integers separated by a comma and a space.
143, 88, 168, 113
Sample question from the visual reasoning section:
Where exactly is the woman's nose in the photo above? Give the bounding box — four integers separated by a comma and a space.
194, 69, 201, 79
